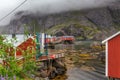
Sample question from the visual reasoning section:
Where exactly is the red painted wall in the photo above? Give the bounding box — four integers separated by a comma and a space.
108, 34, 120, 78
16, 38, 35, 56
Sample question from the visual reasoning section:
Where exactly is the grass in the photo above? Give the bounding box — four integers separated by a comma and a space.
46, 21, 99, 39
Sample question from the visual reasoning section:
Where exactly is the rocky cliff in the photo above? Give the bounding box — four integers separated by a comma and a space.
1, 1, 120, 40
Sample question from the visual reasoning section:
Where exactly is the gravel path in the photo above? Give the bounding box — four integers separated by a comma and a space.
67, 64, 107, 80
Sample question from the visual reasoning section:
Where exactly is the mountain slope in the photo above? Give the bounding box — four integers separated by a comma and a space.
1, 1, 120, 40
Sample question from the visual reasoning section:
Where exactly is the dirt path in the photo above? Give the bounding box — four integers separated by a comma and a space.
67, 67, 107, 80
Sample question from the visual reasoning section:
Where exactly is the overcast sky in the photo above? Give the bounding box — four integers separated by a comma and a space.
0, 0, 117, 26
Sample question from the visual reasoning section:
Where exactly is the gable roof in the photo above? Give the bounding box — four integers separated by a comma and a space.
102, 31, 120, 43
3, 34, 33, 47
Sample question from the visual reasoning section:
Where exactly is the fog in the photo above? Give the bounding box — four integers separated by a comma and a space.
0, 0, 118, 26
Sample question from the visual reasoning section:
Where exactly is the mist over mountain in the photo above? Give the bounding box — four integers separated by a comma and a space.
1, 1, 120, 40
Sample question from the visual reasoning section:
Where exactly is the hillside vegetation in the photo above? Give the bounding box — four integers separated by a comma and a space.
1, 2, 120, 40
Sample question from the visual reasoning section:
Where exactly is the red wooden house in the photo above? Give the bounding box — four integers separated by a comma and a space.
102, 31, 120, 78
3, 34, 35, 59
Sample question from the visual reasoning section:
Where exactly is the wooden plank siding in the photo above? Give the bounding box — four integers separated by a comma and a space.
108, 35, 120, 78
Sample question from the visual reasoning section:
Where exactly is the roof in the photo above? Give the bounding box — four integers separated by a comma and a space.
3, 34, 33, 47
102, 31, 120, 43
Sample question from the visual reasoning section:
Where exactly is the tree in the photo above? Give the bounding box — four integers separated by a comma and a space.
0, 34, 37, 80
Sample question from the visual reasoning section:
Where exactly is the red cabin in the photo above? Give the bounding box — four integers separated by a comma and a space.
102, 31, 120, 78
16, 37, 35, 56
2, 34, 35, 59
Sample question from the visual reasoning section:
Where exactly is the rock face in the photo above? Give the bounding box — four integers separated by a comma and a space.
1, 2, 120, 40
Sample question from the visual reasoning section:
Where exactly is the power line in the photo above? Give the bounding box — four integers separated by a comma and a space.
0, 0, 27, 22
